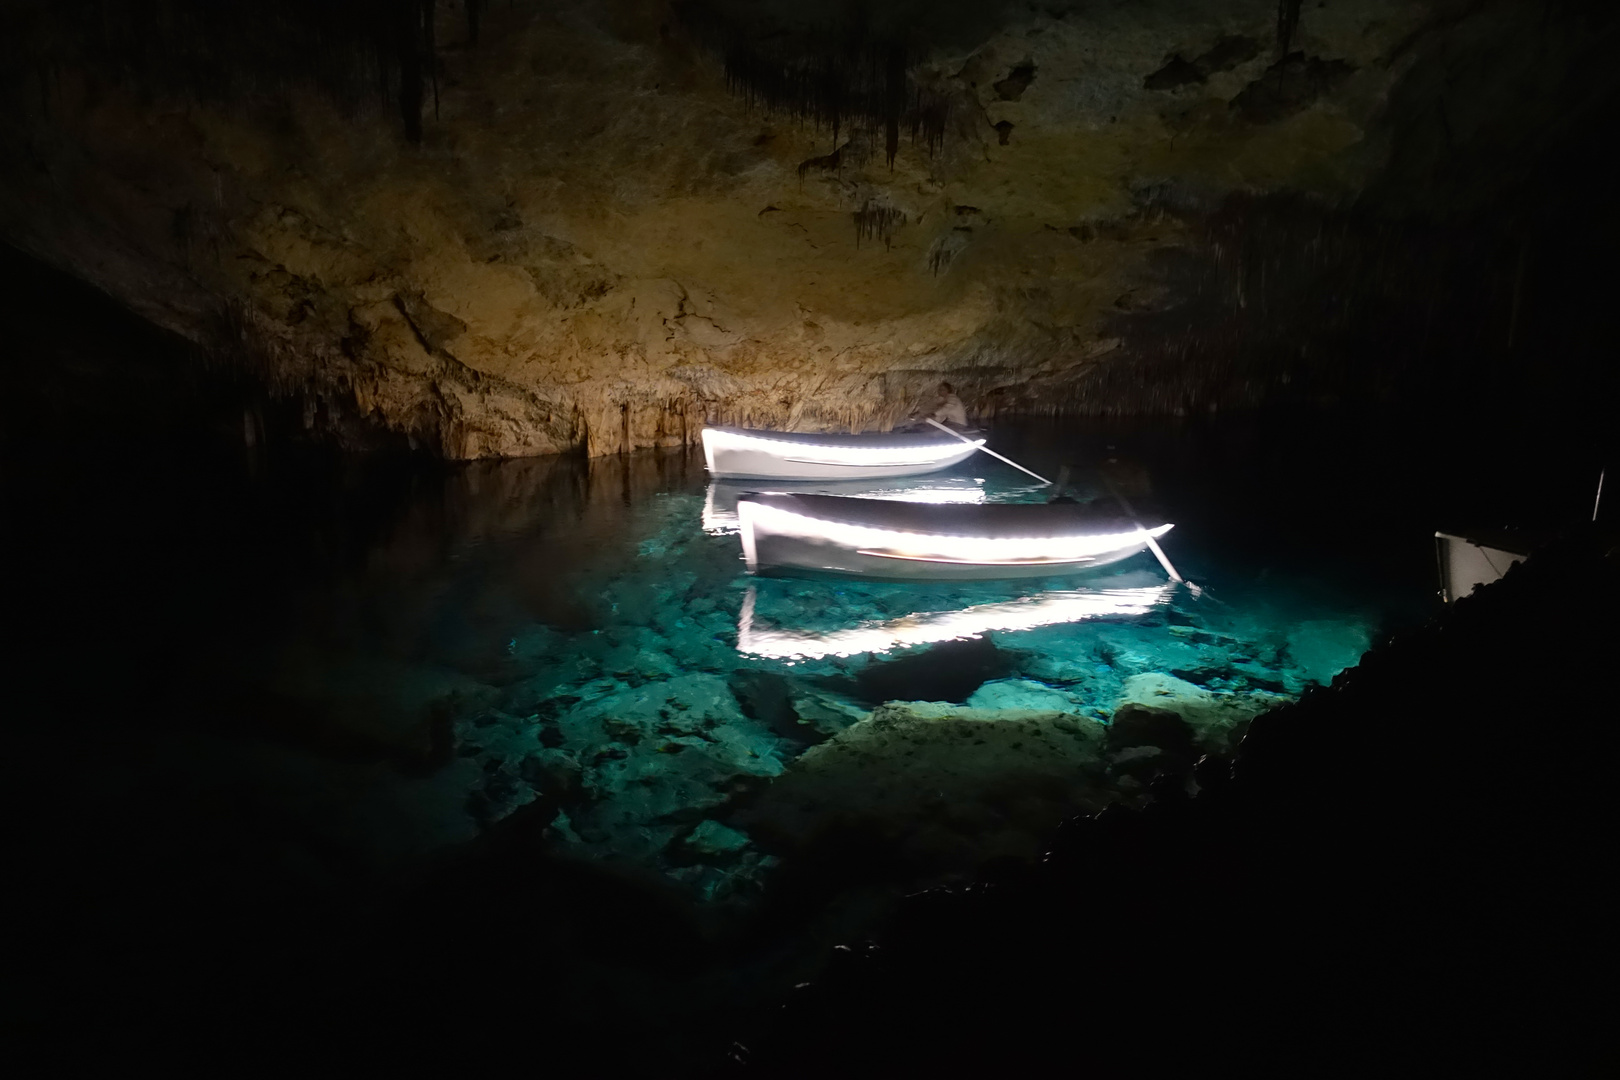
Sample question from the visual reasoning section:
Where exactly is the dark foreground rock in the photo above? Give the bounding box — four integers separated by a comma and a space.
715, 529, 1619, 1073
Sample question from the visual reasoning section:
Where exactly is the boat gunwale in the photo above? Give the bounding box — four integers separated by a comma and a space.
738, 492, 1164, 541
705, 425, 983, 450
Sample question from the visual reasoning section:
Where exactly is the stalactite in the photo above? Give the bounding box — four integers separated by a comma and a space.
796, 143, 845, 182
1277, 0, 1302, 56
882, 42, 904, 169
683, 5, 954, 171
15, 0, 444, 143
425, 0, 439, 120
853, 201, 905, 250
396, 0, 425, 143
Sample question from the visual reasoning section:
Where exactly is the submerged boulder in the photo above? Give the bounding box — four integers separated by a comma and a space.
966, 678, 1079, 713
1106, 703, 1198, 782
683, 820, 753, 857
739, 702, 1109, 879
1117, 671, 1278, 752
1287, 619, 1375, 686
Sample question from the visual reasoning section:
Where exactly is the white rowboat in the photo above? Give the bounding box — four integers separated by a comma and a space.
701, 426, 984, 481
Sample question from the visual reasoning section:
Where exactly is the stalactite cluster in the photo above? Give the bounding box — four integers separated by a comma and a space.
796, 143, 845, 182
2, 0, 469, 143
1022, 189, 1575, 420
1276, 0, 1303, 55
853, 201, 905, 250
679, 3, 950, 170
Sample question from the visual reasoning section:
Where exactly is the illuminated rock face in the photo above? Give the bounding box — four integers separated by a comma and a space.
0, 1, 1599, 456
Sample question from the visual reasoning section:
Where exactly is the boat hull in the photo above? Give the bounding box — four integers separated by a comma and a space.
1434, 529, 1539, 602
702, 476, 988, 533
737, 493, 1173, 582
702, 426, 982, 481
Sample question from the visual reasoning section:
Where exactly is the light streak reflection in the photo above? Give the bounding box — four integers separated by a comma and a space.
736, 583, 1174, 660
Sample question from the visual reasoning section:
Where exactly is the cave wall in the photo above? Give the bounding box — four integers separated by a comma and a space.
1, 0, 1614, 457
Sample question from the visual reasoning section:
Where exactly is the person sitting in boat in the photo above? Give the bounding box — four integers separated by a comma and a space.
906, 381, 969, 431
931, 382, 969, 428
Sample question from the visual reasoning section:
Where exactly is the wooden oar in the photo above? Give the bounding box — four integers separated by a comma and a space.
924, 418, 1052, 485
1098, 470, 1204, 598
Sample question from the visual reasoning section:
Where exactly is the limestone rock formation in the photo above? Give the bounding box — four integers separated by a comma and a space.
1117, 670, 1274, 751
1, 1, 1607, 455
738, 700, 1112, 874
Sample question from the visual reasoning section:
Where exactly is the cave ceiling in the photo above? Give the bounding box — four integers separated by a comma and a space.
1, 0, 1614, 456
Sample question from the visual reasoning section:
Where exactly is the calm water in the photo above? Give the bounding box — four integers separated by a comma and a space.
10, 376, 1610, 1062
13, 410, 1538, 913
7, 244, 1607, 924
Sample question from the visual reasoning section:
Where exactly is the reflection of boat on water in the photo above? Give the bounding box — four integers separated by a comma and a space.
702, 477, 989, 534
736, 583, 1173, 660
737, 493, 1175, 582
701, 426, 984, 481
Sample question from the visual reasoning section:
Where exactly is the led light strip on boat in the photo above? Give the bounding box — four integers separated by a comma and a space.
736, 584, 1174, 660
852, 550, 1096, 565
702, 483, 987, 534
702, 427, 984, 470
736, 500, 1173, 571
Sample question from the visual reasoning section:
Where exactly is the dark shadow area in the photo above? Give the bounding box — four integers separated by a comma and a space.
720, 529, 1619, 1073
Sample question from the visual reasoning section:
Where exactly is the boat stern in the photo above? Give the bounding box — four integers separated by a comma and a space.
737, 496, 762, 572
701, 427, 720, 474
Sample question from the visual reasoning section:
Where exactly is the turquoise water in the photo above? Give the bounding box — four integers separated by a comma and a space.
11, 415, 1452, 907
461, 459, 1386, 896
158, 423, 1419, 901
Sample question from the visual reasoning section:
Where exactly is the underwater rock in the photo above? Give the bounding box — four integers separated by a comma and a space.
1091, 625, 1230, 682
604, 645, 682, 684
505, 625, 570, 666
739, 702, 1110, 879
789, 690, 869, 738
1117, 672, 1269, 751
478, 671, 797, 861
733, 534, 1620, 1075
1107, 704, 1196, 780
1286, 620, 1374, 686
683, 820, 752, 857
466, 766, 539, 826
519, 751, 585, 802
665, 621, 739, 675
1019, 650, 1112, 686
966, 678, 1078, 713
730, 669, 824, 747
558, 673, 745, 745
1119, 671, 1216, 712
849, 636, 1020, 705
577, 739, 775, 862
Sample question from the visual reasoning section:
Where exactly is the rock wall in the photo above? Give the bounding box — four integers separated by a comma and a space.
1, 0, 1612, 456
